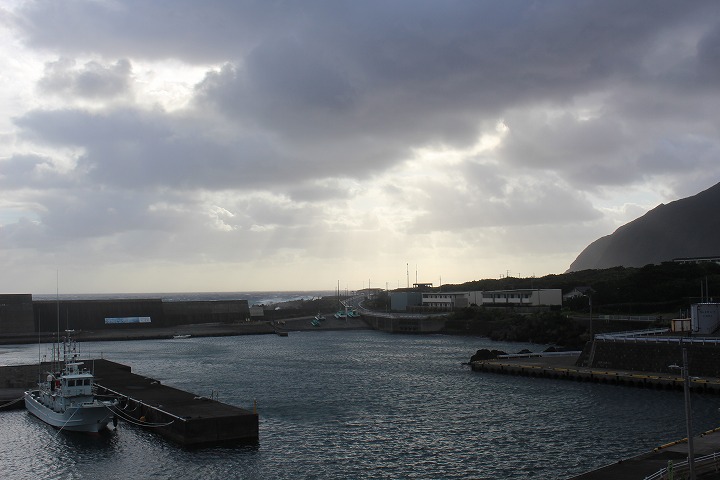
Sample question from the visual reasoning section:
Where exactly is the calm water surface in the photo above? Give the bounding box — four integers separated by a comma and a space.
2, 331, 718, 479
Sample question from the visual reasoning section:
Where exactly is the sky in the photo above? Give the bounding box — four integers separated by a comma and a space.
1, 1, 720, 294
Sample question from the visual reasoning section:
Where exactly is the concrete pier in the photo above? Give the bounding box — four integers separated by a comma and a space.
0, 364, 37, 410
93, 359, 258, 446
0, 360, 259, 445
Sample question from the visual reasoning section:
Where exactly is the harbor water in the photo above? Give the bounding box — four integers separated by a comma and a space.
2, 330, 719, 479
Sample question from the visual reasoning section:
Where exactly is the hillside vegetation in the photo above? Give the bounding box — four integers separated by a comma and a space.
439, 262, 720, 348
443, 261, 720, 315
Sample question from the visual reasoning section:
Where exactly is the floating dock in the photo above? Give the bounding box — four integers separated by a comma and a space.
0, 360, 259, 446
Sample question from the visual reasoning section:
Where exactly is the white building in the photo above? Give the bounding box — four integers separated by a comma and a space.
481, 289, 562, 306
420, 289, 562, 310
691, 303, 720, 334
421, 292, 470, 310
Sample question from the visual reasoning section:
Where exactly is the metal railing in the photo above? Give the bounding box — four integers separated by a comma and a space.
644, 450, 720, 479
595, 332, 720, 346
595, 328, 669, 339
596, 314, 659, 322
497, 351, 582, 359
95, 384, 189, 423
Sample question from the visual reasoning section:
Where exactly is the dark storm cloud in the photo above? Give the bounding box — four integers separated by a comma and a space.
14, 108, 290, 190
14, 1, 276, 63
38, 58, 132, 99
0, 154, 58, 188
13, 1, 720, 192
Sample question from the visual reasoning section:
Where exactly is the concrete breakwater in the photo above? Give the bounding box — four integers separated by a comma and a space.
0, 292, 448, 344
0, 294, 252, 337
362, 313, 446, 333
470, 355, 720, 393
579, 335, 720, 378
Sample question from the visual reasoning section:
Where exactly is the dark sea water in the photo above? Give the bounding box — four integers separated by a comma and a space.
2, 298, 719, 479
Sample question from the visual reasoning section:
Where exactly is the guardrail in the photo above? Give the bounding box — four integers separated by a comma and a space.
596, 314, 659, 322
595, 333, 720, 346
595, 328, 670, 339
643, 450, 720, 479
497, 351, 582, 359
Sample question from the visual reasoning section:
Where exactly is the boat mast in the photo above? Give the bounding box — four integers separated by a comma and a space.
37, 306, 41, 385
55, 269, 60, 372
56, 269, 59, 347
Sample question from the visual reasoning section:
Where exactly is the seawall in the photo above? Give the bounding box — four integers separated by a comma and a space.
578, 336, 720, 378
362, 314, 446, 333
470, 355, 720, 393
0, 294, 252, 339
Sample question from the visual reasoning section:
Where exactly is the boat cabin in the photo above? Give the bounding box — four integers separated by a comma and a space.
62, 362, 94, 398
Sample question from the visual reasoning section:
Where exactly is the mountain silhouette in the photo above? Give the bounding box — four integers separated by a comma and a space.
568, 181, 720, 271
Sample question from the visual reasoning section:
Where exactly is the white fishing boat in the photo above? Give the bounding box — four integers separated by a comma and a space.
24, 333, 117, 433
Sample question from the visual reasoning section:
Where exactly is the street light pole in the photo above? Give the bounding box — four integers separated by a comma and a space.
682, 345, 696, 479
588, 294, 593, 338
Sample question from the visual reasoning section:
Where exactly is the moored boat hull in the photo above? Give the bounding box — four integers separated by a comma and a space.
24, 390, 114, 433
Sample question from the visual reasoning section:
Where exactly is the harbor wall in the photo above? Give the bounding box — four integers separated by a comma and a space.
34, 299, 166, 331
163, 300, 250, 325
583, 339, 720, 377
0, 294, 34, 335
363, 314, 446, 333
1, 297, 251, 336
